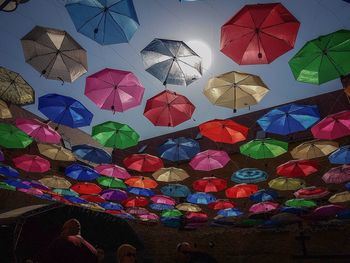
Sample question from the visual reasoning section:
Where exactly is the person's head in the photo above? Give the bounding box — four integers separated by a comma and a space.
176, 242, 193, 261
61, 218, 81, 237
116, 244, 136, 263
97, 248, 105, 263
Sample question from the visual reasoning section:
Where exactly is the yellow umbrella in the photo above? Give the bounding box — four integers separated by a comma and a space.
79, 203, 105, 212
152, 167, 189, 182
39, 175, 71, 189
203, 71, 269, 112
329, 191, 350, 203
291, 140, 339, 159
38, 143, 76, 162
176, 203, 201, 212
268, 177, 306, 191
0, 99, 12, 119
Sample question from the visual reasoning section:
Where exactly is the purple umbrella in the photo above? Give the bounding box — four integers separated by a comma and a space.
308, 204, 346, 220
101, 189, 128, 202
322, 165, 350, 184
23, 180, 50, 191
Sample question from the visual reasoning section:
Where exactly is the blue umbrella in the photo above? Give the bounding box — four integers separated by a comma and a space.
35, 193, 54, 201
150, 203, 174, 211
279, 207, 308, 215
187, 192, 216, 205
4, 179, 30, 189
158, 137, 200, 162
127, 187, 154, 197
250, 189, 278, 202
336, 210, 350, 219
65, 164, 99, 181
100, 202, 124, 210
38, 94, 93, 128
114, 213, 135, 220
0, 164, 19, 177
64, 195, 88, 204
231, 168, 268, 183
257, 104, 320, 135
72, 144, 112, 164
329, 145, 350, 164
345, 182, 350, 191
161, 184, 191, 197
217, 208, 243, 217
65, 0, 139, 45
161, 217, 182, 228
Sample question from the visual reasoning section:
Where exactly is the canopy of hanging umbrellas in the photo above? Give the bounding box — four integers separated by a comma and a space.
1, 0, 350, 229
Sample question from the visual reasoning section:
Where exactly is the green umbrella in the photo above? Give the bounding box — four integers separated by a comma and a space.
92, 121, 139, 149
289, 30, 350, 85
285, 198, 317, 208
53, 188, 79, 197
96, 176, 126, 189
0, 123, 33, 148
161, 209, 183, 218
0, 182, 16, 191
240, 138, 288, 159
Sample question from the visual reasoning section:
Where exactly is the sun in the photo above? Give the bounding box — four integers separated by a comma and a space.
187, 40, 212, 72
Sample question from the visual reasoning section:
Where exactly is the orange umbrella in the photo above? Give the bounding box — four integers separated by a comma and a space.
125, 176, 158, 189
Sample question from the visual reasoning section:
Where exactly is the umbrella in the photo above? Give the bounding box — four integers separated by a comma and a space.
139, 213, 159, 221
0, 99, 12, 118
23, 180, 50, 191
150, 203, 174, 211
322, 165, 350, 184
19, 188, 44, 196
38, 94, 93, 128
294, 186, 330, 199
204, 71, 270, 112
249, 202, 279, 214
53, 188, 79, 197
276, 159, 318, 177
158, 137, 199, 162
160, 184, 191, 198
125, 176, 158, 189
96, 176, 126, 189
37, 143, 76, 162
65, 163, 99, 181
185, 212, 208, 223
80, 194, 105, 203
240, 138, 288, 159
187, 192, 216, 205
329, 191, 350, 203
221, 3, 299, 65
268, 177, 306, 191
309, 204, 345, 219
161, 209, 183, 218
4, 179, 32, 189
144, 90, 195, 127
127, 187, 154, 197
0, 182, 15, 191
101, 189, 128, 201
85, 68, 144, 113
0, 164, 19, 177
123, 154, 163, 172
231, 168, 268, 183
250, 189, 278, 202
100, 202, 124, 211
199, 119, 248, 144
13, 154, 50, 173
92, 121, 139, 149
285, 199, 317, 208
151, 195, 175, 206
70, 182, 102, 195
0, 67, 34, 105
95, 164, 130, 179
72, 144, 112, 164
0, 123, 33, 148
290, 140, 338, 159
329, 146, 350, 164
192, 177, 227, 193
225, 184, 258, 198
176, 203, 201, 212
311, 110, 350, 140
39, 176, 71, 189
257, 104, 320, 135
189, 150, 230, 171
64, 196, 88, 204
0, 149, 3, 162
65, 0, 139, 45
122, 197, 148, 207
21, 26, 87, 82
217, 208, 243, 217
289, 30, 350, 85
15, 118, 61, 144
152, 167, 189, 182
141, 38, 202, 86
208, 200, 235, 210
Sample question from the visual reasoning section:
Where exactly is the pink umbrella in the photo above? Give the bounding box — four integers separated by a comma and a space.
85, 68, 145, 113
13, 154, 50, 173
18, 187, 44, 196
322, 165, 350, 184
311, 110, 350, 140
95, 164, 131, 179
127, 207, 150, 215
189, 150, 230, 171
249, 201, 279, 214
15, 118, 61, 144
139, 213, 159, 221
151, 195, 176, 206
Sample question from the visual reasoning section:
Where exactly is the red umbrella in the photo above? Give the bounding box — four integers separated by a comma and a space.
122, 197, 149, 207
125, 176, 158, 189
199, 119, 248, 144
13, 154, 50, 173
143, 90, 195, 127
192, 177, 227, 193
185, 212, 208, 223
208, 199, 235, 210
71, 182, 102, 195
294, 186, 330, 200
276, 159, 318, 177
123, 154, 164, 172
225, 184, 258, 198
80, 194, 106, 203
220, 3, 300, 65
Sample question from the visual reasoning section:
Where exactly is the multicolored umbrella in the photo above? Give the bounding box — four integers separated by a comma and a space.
268, 177, 306, 191
127, 187, 154, 197
141, 38, 202, 86
189, 150, 230, 171
322, 165, 350, 184
176, 203, 201, 212
257, 104, 320, 135
160, 184, 191, 197
225, 184, 258, 198
290, 140, 338, 159
37, 143, 76, 162
294, 186, 330, 199
71, 182, 102, 195
208, 199, 235, 210
217, 208, 243, 217
0, 164, 19, 177
158, 137, 200, 162
250, 189, 278, 202
0, 99, 12, 119
125, 176, 158, 189
122, 197, 149, 207
187, 192, 216, 205
101, 189, 128, 201
65, 163, 99, 181
152, 167, 189, 182
13, 154, 50, 173
0, 123, 33, 148
276, 159, 318, 177
249, 202, 279, 214
85, 68, 144, 113
285, 198, 317, 208
95, 164, 131, 179
240, 138, 288, 159
192, 177, 227, 193
97, 176, 126, 189
151, 195, 176, 206
231, 168, 268, 183
123, 154, 163, 172
221, 3, 299, 64
329, 191, 350, 203
72, 144, 112, 164
39, 176, 71, 189
329, 146, 350, 164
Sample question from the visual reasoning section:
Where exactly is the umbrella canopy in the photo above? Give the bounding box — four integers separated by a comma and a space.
192, 177, 227, 193
309, 204, 345, 219
0, 99, 12, 118
0, 123, 33, 149
311, 110, 350, 140
257, 104, 320, 135
92, 121, 139, 149
249, 202, 279, 214
100, 202, 124, 211
161, 209, 183, 218
71, 182, 102, 195
125, 176, 158, 189
39, 94, 93, 128
66, 0, 139, 45
285, 198, 317, 208
231, 168, 268, 183
85, 68, 144, 113
289, 30, 350, 85
322, 165, 350, 184
221, 3, 299, 65
160, 184, 191, 198
0, 164, 19, 177
13, 154, 50, 173
149, 203, 174, 211
141, 38, 202, 86
250, 189, 278, 202
21, 26, 87, 82
276, 159, 318, 177
0, 67, 34, 105
329, 146, 350, 164
0, 182, 16, 191
199, 119, 248, 144
4, 179, 30, 189
291, 140, 339, 159
151, 195, 176, 206
294, 186, 330, 199
72, 144, 112, 164
158, 137, 199, 162
225, 184, 258, 198
101, 189, 128, 201
217, 208, 243, 217
39, 176, 71, 189
52, 188, 79, 197
152, 167, 189, 182
15, 118, 61, 144
95, 164, 130, 179
80, 194, 105, 203
204, 71, 270, 112
187, 192, 216, 205
65, 163, 99, 181
268, 177, 306, 191
123, 154, 163, 172
122, 197, 149, 207
127, 187, 154, 197
189, 150, 230, 171
144, 90, 195, 127
37, 143, 76, 162
279, 207, 308, 215
96, 176, 126, 189
240, 138, 288, 159
329, 191, 350, 203
208, 199, 235, 210
176, 203, 201, 212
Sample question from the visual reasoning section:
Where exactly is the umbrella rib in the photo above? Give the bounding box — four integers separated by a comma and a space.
175, 60, 187, 83
0, 73, 20, 98
26, 51, 58, 62
106, 12, 129, 42
177, 57, 201, 73
77, 9, 104, 31
61, 53, 88, 71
